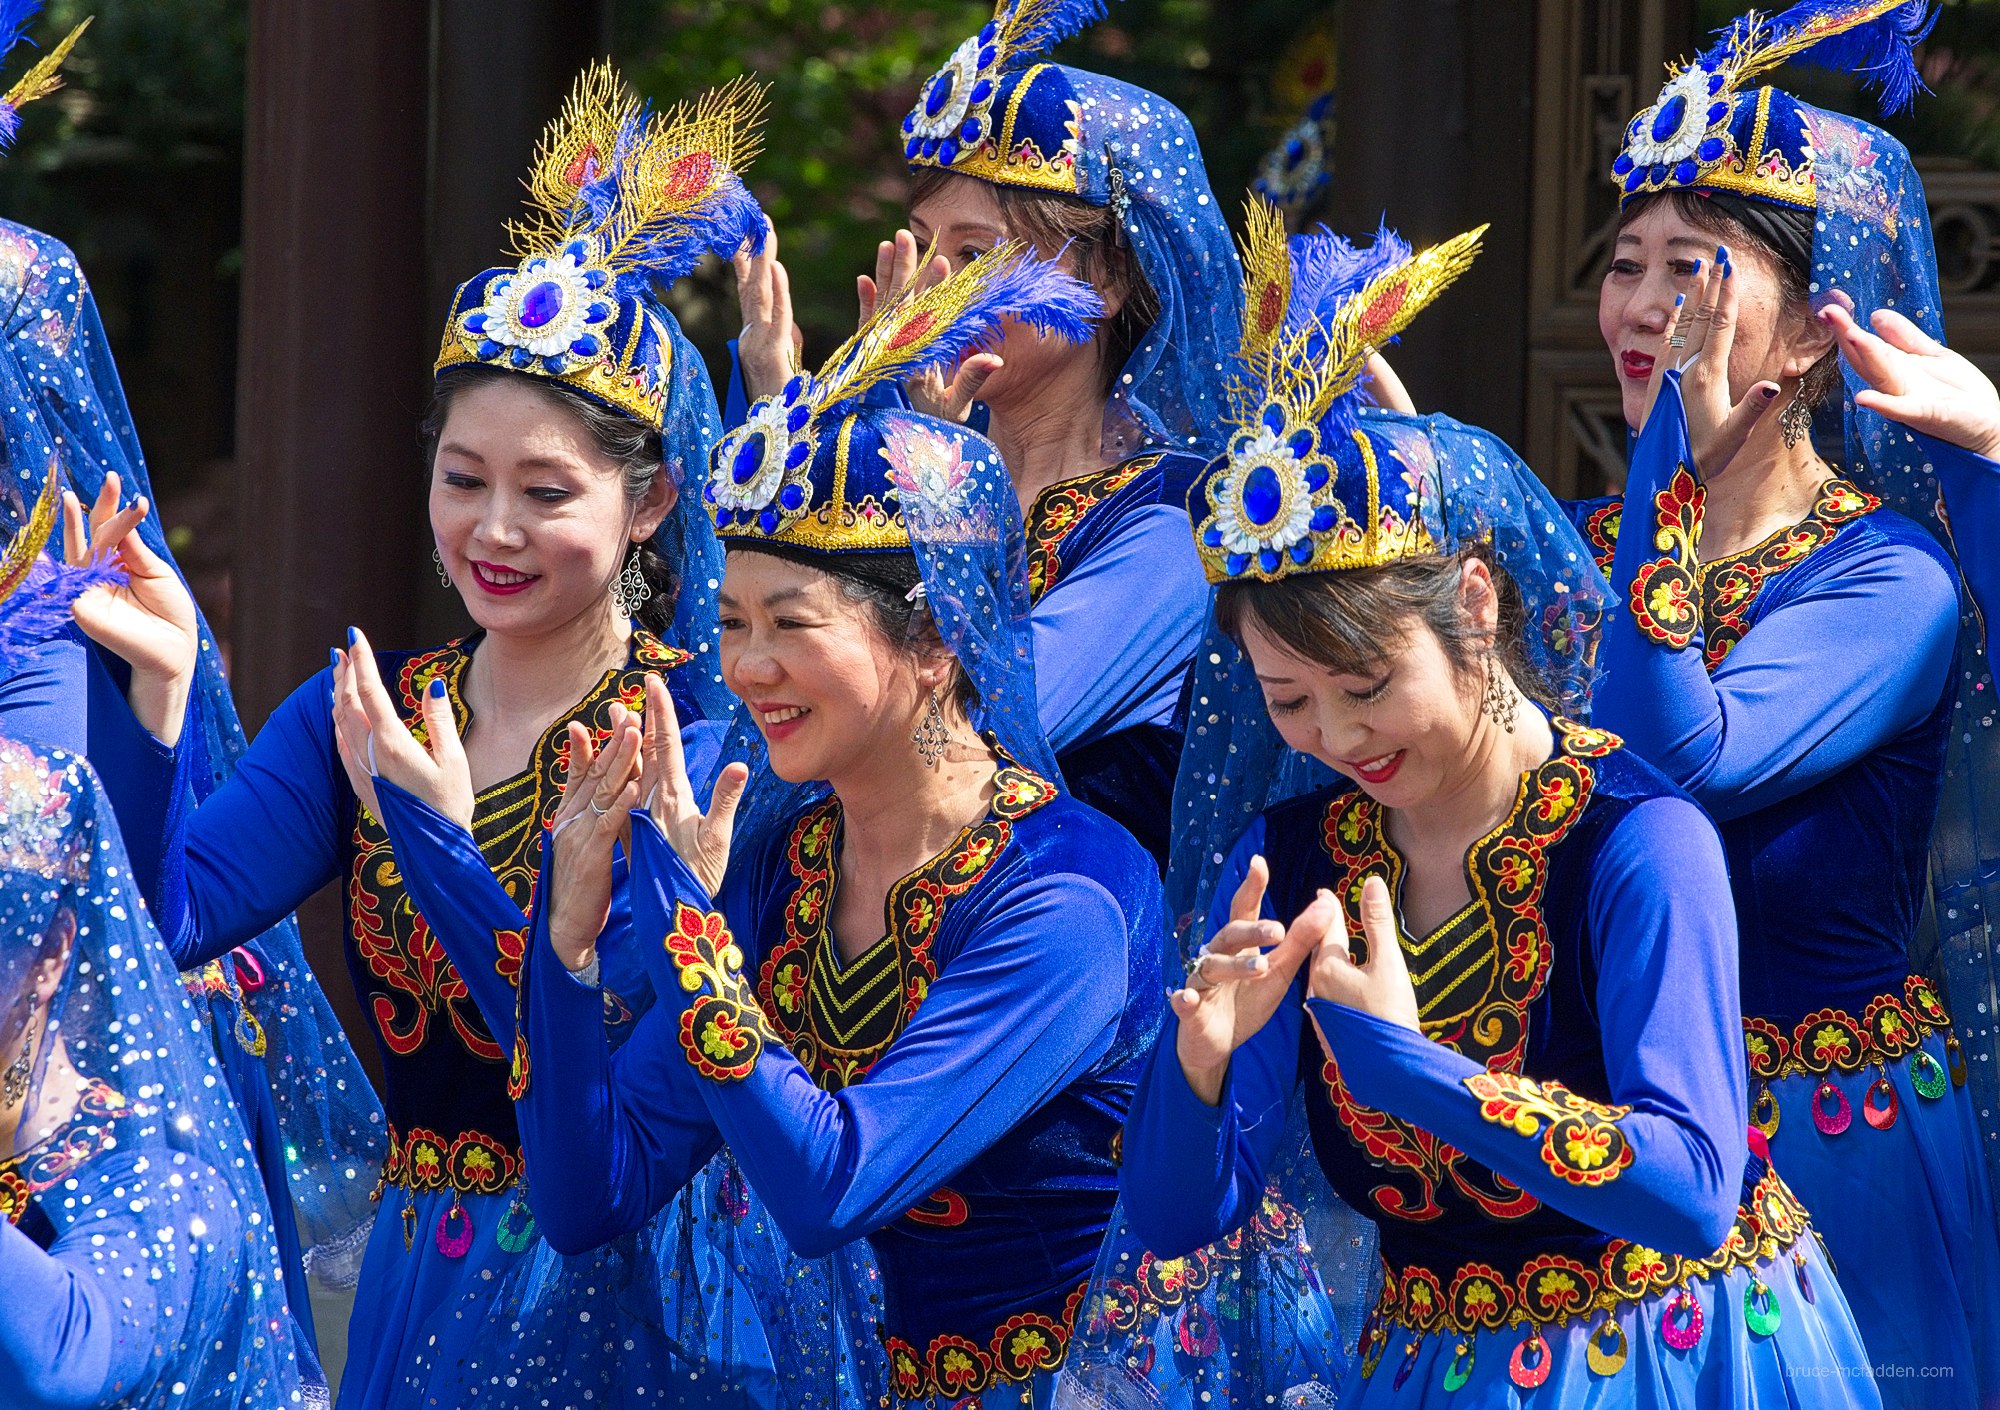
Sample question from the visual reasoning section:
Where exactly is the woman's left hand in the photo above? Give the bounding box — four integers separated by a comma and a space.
1822, 302, 2000, 460
1304, 875, 1420, 1039
638, 672, 747, 898
62, 474, 200, 746
330, 628, 476, 830
544, 710, 643, 974
1642, 252, 1783, 477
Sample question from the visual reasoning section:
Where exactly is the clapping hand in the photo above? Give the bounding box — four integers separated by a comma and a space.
1172, 857, 1345, 1105
636, 672, 748, 899
1640, 249, 1785, 476
329, 628, 476, 831
733, 219, 805, 405
1304, 875, 1420, 1064
543, 707, 644, 974
62, 474, 199, 745
1821, 301, 2000, 461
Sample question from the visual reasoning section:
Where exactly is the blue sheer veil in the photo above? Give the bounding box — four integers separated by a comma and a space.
1801, 104, 2000, 1190
0, 219, 390, 1285
1, 736, 320, 1406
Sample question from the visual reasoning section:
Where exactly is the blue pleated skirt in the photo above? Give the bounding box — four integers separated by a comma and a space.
1759, 1031, 2000, 1410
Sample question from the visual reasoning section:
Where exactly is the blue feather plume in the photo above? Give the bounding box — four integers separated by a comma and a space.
1287, 222, 1413, 336
0, 555, 122, 672
1003, 0, 1110, 65
816, 244, 1104, 416
0, 0, 41, 64
1705, 0, 1936, 115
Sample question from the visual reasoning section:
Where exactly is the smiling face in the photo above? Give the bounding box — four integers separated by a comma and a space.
907, 172, 1113, 410
1599, 197, 1821, 431
717, 549, 945, 786
428, 374, 672, 642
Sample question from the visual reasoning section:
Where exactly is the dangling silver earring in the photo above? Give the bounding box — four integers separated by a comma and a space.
1779, 383, 1813, 449
432, 548, 451, 587
610, 547, 652, 619
3, 1009, 37, 1106
1482, 654, 1519, 733
913, 688, 949, 769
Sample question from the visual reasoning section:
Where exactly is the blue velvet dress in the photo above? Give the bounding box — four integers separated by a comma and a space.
508, 761, 1166, 1405
93, 629, 710, 1408
1023, 449, 1207, 868
1120, 717, 1879, 1407
1577, 376, 2000, 1405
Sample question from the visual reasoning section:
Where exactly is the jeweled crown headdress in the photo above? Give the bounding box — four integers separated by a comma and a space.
902, 0, 1107, 198
705, 243, 1101, 555
436, 65, 768, 430
0, 1, 88, 153
1612, 0, 1932, 210
1191, 200, 1484, 584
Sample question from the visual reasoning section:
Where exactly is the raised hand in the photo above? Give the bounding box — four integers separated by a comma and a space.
1304, 875, 1420, 1044
545, 711, 643, 973
637, 672, 747, 898
856, 228, 948, 327
1640, 249, 1783, 477
329, 628, 476, 830
1822, 302, 2000, 460
1172, 857, 1344, 1106
62, 474, 200, 745
733, 219, 804, 404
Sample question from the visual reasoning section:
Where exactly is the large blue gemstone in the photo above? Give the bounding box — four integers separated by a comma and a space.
1651, 94, 1687, 144
519, 280, 564, 330
1241, 463, 1284, 528
731, 432, 767, 485
925, 73, 955, 117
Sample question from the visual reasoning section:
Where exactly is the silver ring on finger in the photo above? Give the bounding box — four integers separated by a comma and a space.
1668, 334, 1686, 349
587, 797, 611, 818
1185, 950, 1217, 992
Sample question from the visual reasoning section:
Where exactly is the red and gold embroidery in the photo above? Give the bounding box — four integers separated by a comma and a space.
1698, 477, 1878, 668
1587, 477, 1880, 669
884, 1283, 1087, 1400
1628, 467, 1704, 649
347, 631, 689, 1066
1743, 974, 1950, 1080
1583, 500, 1622, 575
1315, 724, 1605, 1223
903, 1187, 970, 1227
371, 1124, 521, 1200
1361, 1162, 1811, 1339
756, 763, 1057, 1091
1464, 1072, 1635, 1186
1, 1079, 128, 1211
1086, 1189, 1306, 1332
666, 902, 772, 1082
1023, 456, 1155, 600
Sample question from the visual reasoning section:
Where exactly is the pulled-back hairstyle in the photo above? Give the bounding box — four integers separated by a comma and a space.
1213, 542, 1561, 714
421, 363, 680, 638
908, 167, 1160, 398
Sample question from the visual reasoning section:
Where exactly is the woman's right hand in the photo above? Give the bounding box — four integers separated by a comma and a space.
733, 219, 804, 405
545, 709, 643, 974
62, 474, 200, 746
1640, 250, 1783, 477
330, 628, 476, 830
637, 672, 748, 898
1171, 857, 1342, 1106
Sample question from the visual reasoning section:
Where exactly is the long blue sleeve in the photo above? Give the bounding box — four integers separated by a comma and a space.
1308, 794, 1745, 1256
1595, 373, 1958, 821
109, 667, 348, 968
634, 810, 1130, 1258
0, 1157, 229, 1410
1119, 816, 1300, 1258
1923, 430, 2000, 646
0, 621, 86, 754
1031, 502, 1204, 751
513, 827, 724, 1255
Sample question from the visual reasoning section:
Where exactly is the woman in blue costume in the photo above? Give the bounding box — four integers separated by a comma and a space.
1113, 215, 1880, 1408
70, 67, 766, 1407
0, 5, 383, 1384
0, 486, 315, 1408
728, 0, 1241, 870
1584, 3, 2000, 1400
354, 244, 1168, 1407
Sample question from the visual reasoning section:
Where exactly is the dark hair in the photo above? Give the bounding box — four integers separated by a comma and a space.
421, 364, 680, 637
907, 167, 1160, 398
1617, 189, 1840, 414
727, 541, 979, 715
1213, 542, 1560, 714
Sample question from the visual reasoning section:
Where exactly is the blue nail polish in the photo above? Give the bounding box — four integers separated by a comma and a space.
429, 677, 447, 699
1691, 258, 1703, 275
1716, 244, 1728, 264
1722, 259, 1733, 279
329, 648, 339, 672
347, 626, 358, 647
1673, 293, 1685, 309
